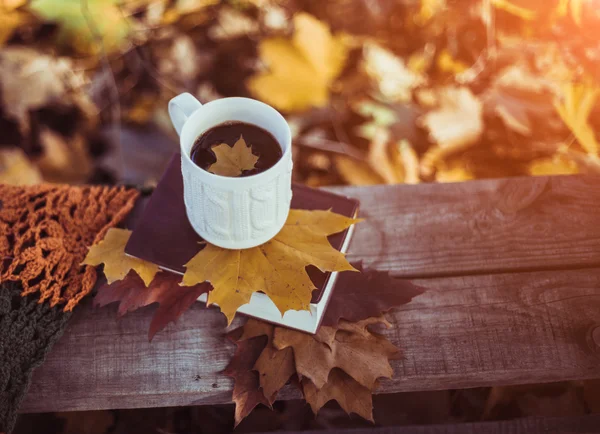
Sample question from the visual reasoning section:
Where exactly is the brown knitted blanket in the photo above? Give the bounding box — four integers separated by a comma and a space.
0, 184, 139, 433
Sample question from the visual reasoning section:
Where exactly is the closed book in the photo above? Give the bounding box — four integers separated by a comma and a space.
125, 154, 359, 333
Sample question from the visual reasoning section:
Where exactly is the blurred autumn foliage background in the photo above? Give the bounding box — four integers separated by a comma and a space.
1, 0, 599, 188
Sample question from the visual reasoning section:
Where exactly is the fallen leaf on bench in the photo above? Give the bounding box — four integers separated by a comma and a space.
182, 209, 361, 324
83, 228, 160, 286
226, 314, 400, 425
94, 271, 210, 340
208, 135, 259, 177
322, 261, 425, 326
239, 319, 294, 404
302, 369, 374, 422
273, 316, 399, 390
224, 330, 271, 425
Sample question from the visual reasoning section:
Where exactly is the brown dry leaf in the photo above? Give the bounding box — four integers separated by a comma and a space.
0, 47, 95, 133
239, 319, 295, 404
208, 6, 259, 40
94, 271, 210, 341
182, 209, 360, 324
483, 64, 558, 136
322, 262, 425, 327
420, 86, 483, 175
302, 369, 374, 422
247, 12, 348, 111
224, 333, 271, 426
229, 314, 399, 424
208, 135, 259, 177
273, 317, 398, 390
36, 129, 93, 183
0, 148, 42, 185
82, 228, 160, 286
555, 82, 600, 156
363, 42, 425, 103
0, 7, 29, 47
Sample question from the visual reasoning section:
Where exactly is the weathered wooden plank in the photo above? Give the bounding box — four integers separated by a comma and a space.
22, 267, 600, 413
327, 175, 600, 278
255, 415, 600, 434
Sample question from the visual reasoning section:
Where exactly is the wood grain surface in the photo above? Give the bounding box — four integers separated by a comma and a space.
22, 266, 600, 413
331, 175, 600, 277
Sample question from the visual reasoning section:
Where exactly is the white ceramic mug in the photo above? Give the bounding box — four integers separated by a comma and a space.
168, 93, 293, 250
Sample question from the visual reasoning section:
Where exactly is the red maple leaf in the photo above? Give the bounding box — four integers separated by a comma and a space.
321, 262, 425, 326
224, 329, 271, 426
94, 271, 210, 341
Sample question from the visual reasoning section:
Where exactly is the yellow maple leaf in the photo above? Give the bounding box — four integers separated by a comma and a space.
181, 209, 361, 324
528, 154, 579, 176
208, 135, 259, 177
82, 228, 160, 286
247, 12, 348, 112
557, 0, 583, 26
0, 148, 43, 185
554, 82, 599, 156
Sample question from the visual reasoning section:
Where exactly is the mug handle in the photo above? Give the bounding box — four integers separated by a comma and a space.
168, 93, 203, 136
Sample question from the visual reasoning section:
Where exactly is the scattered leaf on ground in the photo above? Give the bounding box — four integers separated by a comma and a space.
528, 154, 579, 176
483, 64, 558, 136
208, 6, 259, 40
94, 271, 210, 340
0, 8, 30, 47
492, 0, 536, 20
29, 0, 131, 55
363, 42, 425, 103
435, 161, 475, 182
208, 135, 259, 177
0, 47, 94, 133
420, 86, 483, 174
554, 82, 600, 156
182, 209, 360, 324
334, 155, 385, 186
302, 369, 374, 421
322, 262, 425, 326
247, 12, 348, 111
83, 228, 160, 286
0, 148, 42, 185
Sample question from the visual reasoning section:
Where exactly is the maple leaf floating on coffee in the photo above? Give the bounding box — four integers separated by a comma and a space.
182, 209, 362, 324
94, 271, 210, 341
207, 135, 259, 177
226, 316, 399, 425
82, 228, 160, 286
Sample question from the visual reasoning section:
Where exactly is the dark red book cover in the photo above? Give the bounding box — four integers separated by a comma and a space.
125, 154, 359, 303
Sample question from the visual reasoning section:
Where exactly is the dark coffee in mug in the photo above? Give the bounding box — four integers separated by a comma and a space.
191, 121, 283, 177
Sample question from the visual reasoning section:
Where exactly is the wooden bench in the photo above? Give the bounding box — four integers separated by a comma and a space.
20, 175, 600, 423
